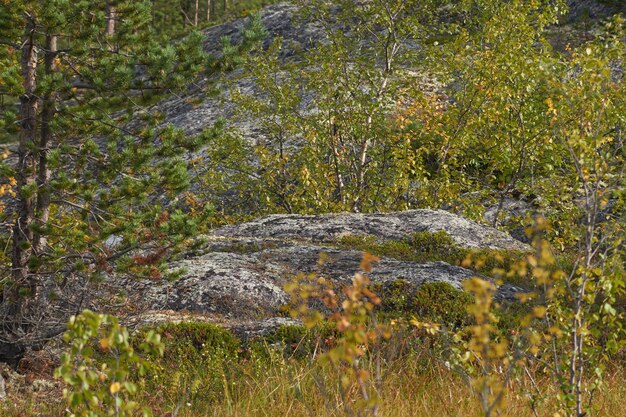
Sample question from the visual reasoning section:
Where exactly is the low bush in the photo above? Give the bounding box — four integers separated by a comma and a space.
138, 322, 241, 408
375, 280, 473, 330
413, 282, 474, 329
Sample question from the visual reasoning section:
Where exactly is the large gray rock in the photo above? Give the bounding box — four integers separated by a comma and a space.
125, 210, 529, 322
213, 209, 530, 251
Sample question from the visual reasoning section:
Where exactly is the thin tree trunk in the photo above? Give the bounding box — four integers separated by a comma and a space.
207, 0, 211, 21
352, 31, 396, 212
194, 0, 199, 26
12, 15, 39, 291
329, 115, 345, 206
181, 1, 191, 26
105, 0, 116, 36
33, 34, 57, 255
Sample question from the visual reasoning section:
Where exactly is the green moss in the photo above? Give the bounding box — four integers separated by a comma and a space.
337, 234, 414, 260
375, 279, 416, 313
408, 230, 465, 262
336, 230, 463, 263
337, 230, 529, 286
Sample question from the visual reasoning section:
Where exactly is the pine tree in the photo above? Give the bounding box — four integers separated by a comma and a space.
0, 0, 209, 361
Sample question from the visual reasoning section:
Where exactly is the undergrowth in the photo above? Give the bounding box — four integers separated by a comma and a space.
4, 319, 626, 417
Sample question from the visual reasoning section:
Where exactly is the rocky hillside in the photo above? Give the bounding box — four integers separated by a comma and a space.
146, 3, 315, 140
147, 1, 626, 140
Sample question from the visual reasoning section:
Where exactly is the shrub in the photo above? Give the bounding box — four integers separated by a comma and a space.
55, 310, 163, 417
139, 322, 241, 407
374, 280, 472, 329
285, 253, 391, 416
413, 282, 474, 329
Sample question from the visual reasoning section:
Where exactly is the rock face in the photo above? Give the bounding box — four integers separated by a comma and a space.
149, 3, 315, 137
149, 1, 626, 138
124, 0, 601, 328
213, 210, 530, 250
567, 0, 626, 22
129, 210, 529, 324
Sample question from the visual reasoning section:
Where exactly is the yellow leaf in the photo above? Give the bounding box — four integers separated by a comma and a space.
533, 306, 547, 318
99, 338, 110, 350
110, 382, 121, 394
359, 252, 380, 273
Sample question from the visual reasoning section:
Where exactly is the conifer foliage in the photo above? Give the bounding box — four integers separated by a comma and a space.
0, 0, 208, 361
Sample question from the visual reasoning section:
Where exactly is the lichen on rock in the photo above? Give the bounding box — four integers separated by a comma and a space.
124, 210, 529, 329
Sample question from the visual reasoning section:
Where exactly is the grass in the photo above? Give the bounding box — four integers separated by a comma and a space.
3, 315, 626, 417
4, 348, 626, 417
208, 359, 626, 417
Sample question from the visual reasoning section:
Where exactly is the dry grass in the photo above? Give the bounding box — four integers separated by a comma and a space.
4, 352, 625, 417
196, 359, 626, 417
